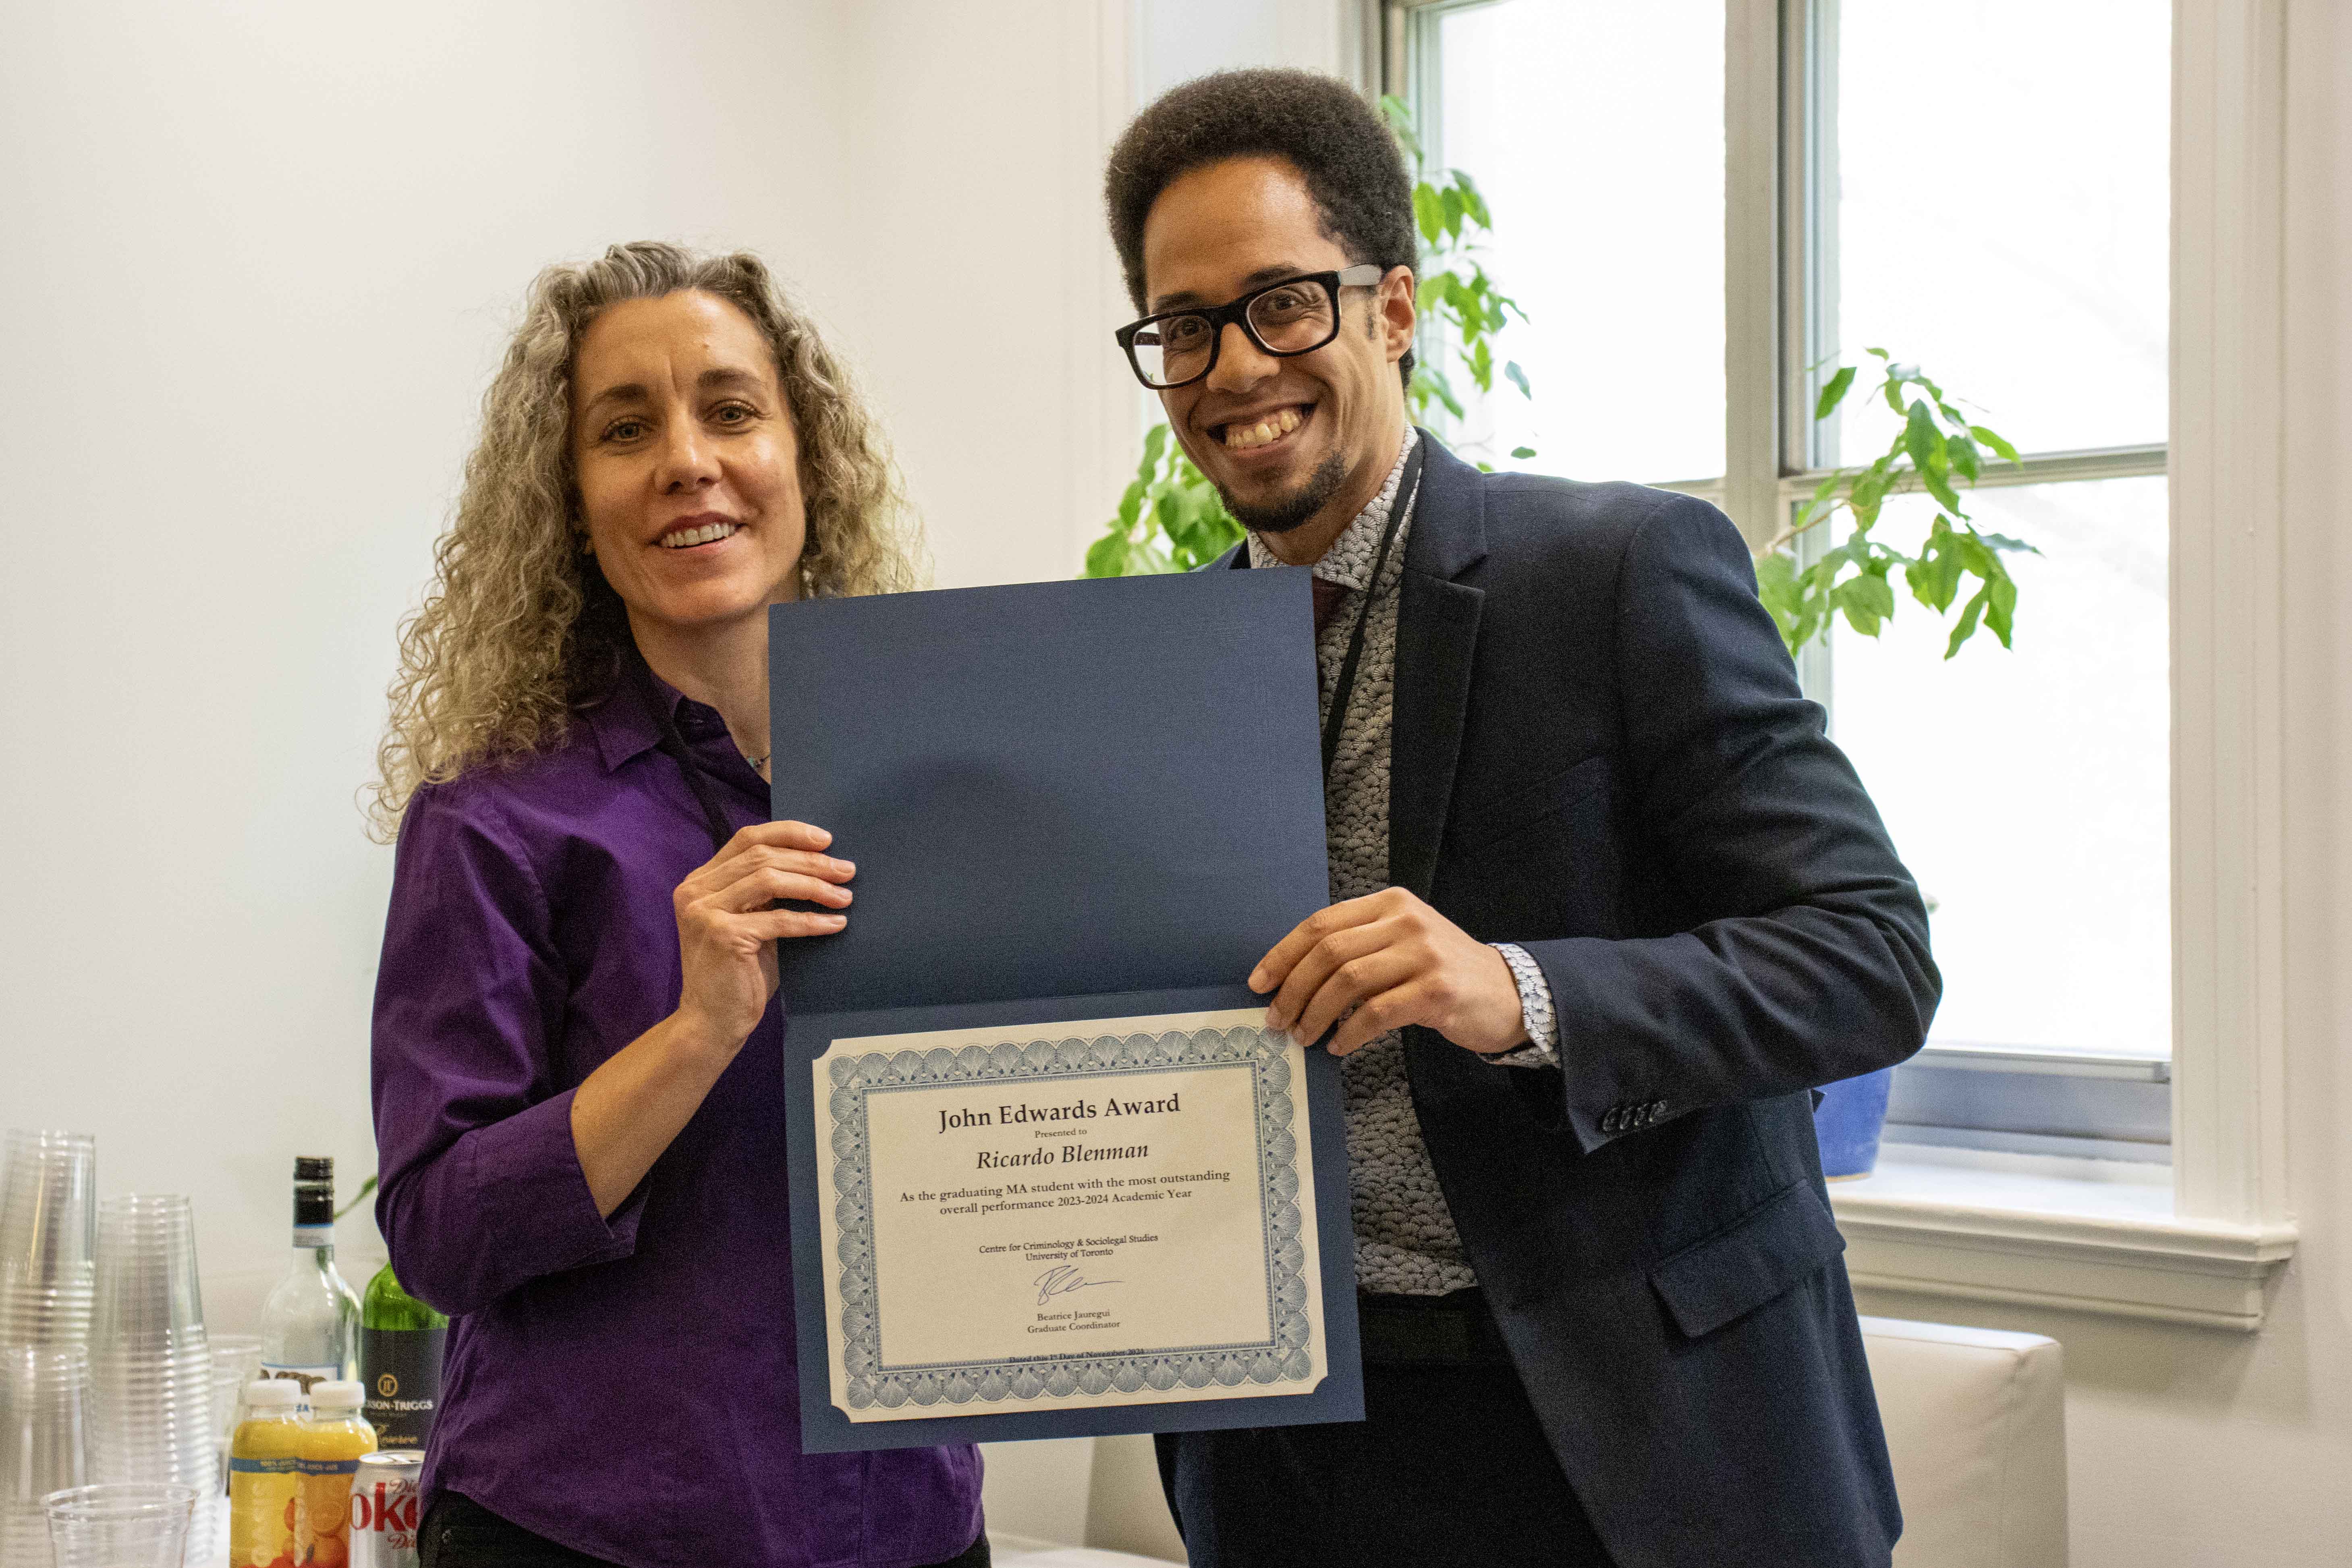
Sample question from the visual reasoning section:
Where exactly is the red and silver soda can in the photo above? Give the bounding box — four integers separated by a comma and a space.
349, 1450, 424, 1568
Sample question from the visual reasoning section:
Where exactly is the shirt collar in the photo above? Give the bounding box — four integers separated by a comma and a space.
1244, 427, 1419, 590
581, 668, 682, 775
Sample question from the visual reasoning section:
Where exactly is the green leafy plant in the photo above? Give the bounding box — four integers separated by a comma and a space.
1084, 424, 1244, 577
1084, 97, 1532, 578
1756, 351, 2034, 658
1381, 94, 1534, 449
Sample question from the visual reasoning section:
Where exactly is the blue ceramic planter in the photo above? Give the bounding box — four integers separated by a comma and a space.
1812, 1066, 1895, 1179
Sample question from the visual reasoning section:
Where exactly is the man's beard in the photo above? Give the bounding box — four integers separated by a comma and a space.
1215, 450, 1350, 536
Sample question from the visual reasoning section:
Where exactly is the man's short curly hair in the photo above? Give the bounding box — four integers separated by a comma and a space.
1105, 68, 1417, 393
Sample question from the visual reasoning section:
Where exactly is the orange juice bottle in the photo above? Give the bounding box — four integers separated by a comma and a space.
294, 1380, 377, 1568
230, 1379, 305, 1568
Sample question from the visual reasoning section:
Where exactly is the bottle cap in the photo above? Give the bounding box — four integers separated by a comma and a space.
309, 1380, 365, 1409
245, 1380, 300, 1407
295, 1156, 334, 1180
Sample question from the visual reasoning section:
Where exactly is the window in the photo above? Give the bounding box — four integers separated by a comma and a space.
1424, 1, 1726, 482
1400, 0, 2174, 1156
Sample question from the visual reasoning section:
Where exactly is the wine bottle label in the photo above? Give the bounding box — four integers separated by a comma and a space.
359, 1325, 446, 1450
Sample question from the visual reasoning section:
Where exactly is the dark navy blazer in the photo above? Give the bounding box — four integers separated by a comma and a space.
1224, 436, 1937, 1568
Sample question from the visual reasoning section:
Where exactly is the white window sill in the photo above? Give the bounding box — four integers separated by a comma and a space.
1828, 1143, 2297, 1331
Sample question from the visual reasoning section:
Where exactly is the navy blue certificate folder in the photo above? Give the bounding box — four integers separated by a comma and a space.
770, 570, 1364, 1452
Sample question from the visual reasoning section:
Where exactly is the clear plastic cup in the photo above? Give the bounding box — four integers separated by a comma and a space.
1, 1346, 91, 1493
2, 1345, 93, 1566
86, 1194, 218, 1550
41, 1483, 195, 1568
0, 1130, 97, 1349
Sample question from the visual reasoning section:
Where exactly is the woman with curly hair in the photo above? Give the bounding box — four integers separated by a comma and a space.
368, 243, 984, 1568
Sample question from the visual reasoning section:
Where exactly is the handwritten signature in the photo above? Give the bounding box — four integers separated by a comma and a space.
1035, 1264, 1122, 1306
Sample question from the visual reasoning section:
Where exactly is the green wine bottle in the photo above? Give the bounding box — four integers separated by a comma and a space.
359, 1261, 448, 1451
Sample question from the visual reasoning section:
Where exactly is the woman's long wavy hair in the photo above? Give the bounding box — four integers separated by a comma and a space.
368, 242, 923, 840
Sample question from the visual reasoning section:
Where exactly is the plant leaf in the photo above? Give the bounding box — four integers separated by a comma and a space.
1945, 587, 1989, 658
1380, 95, 1423, 163
1440, 184, 1466, 241
1903, 400, 1941, 477
1921, 465, 1964, 516
334, 1174, 379, 1222
1970, 424, 2023, 464
1945, 430, 1981, 483
1755, 550, 1802, 644
1413, 184, 1445, 246
1451, 170, 1490, 227
1814, 365, 1857, 421
1084, 533, 1128, 578
1510, 445, 1537, 459
1985, 570, 2019, 647
1504, 360, 1532, 398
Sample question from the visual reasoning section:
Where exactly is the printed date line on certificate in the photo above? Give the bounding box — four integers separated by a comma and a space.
814, 1008, 1327, 1421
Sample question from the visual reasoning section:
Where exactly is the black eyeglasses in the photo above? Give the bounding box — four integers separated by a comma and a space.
1114, 265, 1388, 390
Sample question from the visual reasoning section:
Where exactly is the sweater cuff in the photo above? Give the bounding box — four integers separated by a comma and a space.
1484, 943, 1561, 1068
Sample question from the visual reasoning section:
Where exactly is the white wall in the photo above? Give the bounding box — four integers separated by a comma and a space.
0, 0, 1142, 1307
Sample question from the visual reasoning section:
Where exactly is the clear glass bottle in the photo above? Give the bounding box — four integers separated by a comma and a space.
359, 1261, 448, 1450
258, 1155, 361, 1402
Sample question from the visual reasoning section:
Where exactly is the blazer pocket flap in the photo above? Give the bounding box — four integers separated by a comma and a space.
1448, 754, 1610, 854
1650, 1181, 1846, 1340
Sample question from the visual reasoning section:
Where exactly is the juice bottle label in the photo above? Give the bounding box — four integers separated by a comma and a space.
229, 1456, 301, 1568
295, 1456, 362, 1567
359, 1324, 445, 1449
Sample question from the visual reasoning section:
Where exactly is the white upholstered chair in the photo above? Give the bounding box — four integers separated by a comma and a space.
985, 1314, 2068, 1568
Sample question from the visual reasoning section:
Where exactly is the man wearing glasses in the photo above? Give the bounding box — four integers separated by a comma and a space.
1105, 70, 1936, 1568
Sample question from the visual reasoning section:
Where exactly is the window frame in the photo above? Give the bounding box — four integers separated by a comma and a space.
1379, 0, 2297, 1327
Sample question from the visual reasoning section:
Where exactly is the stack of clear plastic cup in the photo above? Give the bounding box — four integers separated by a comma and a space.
0, 1130, 98, 1566
0, 1129, 98, 1350
0, 1345, 91, 1568
87, 1196, 222, 1564
208, 1334, 263, 1497
42, 1483, 195, 1568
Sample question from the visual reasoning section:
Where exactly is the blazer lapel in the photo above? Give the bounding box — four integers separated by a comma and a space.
1389, 437, 1487, 899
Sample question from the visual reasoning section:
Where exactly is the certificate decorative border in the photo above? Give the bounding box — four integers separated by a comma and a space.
826, 1025, 1315, 1411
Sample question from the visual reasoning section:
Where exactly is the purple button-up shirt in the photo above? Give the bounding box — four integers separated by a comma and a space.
371, 678, 983, 1568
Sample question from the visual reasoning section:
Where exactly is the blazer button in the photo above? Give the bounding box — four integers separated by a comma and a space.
1601, 1107, 1621, 1133
1649, 1100, 1669, 1122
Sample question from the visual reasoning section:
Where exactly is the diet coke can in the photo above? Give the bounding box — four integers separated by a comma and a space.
348, 1450, 424, 1568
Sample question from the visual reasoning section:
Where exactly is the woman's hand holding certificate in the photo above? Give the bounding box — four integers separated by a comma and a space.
671, 820, 857, 1045
573, 821, 855, 1217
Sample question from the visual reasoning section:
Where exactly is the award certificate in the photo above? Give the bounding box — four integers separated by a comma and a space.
813, 1007, 1326, 1422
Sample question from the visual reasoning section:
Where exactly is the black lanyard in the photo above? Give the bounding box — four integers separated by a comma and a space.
630, 649, 738, 856
1319, 440, 1426, 779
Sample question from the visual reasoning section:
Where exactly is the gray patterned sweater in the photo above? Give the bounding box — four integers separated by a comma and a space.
1247, 431, 1560, 1296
